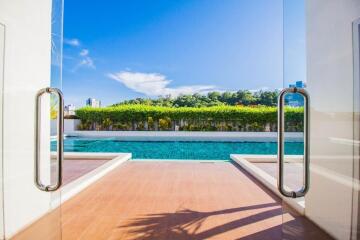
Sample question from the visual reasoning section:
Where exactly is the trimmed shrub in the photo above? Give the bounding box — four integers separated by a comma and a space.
75, 105, 304, 132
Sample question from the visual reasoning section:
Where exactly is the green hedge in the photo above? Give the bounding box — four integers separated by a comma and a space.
75, 105, 304, 131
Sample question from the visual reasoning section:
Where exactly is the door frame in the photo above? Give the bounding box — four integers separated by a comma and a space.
0, 22, 5, 240
352, 17, 360, 240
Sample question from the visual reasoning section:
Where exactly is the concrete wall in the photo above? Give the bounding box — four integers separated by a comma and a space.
64, 119, 81, 135
306, 1, 360, 239
52, 119, 81, 136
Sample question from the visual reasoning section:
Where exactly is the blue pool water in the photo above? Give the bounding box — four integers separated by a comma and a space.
52, 137, 303, 160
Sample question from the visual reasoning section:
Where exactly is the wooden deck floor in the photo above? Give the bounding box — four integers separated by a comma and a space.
61, 161, 317, 240
13, 160, 333, 240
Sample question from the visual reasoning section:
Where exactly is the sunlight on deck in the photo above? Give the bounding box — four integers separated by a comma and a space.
61, 161, 283, 240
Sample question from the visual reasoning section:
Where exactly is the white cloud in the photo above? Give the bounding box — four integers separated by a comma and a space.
71, 49, 95, 71
79, 57, 95, 68
249, 87, 269, 93
63, 38, 95, 71
108, 71, 218, 97
64, 38, 80, 47
72, 56, 95, 71
79, 49, 89, 56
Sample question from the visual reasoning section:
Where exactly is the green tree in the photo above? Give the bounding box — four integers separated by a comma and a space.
207, 91, 221, 101
220, 91, 237, 105
236, 90, 256, 105
256, 91, 278, 106
112, 89, 280, 107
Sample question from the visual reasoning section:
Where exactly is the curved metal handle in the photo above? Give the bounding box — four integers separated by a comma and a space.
277, 87, 309, 198
35, 87, 64, 192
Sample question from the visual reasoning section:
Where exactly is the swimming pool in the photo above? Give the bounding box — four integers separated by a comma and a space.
52, 137, 304, 160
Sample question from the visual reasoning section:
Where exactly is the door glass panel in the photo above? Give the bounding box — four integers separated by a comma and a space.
1, 0, 63, 239
49, 0, 64, 229
353, 17, 360, 240
282, 0, 360, 239
282, 1, 308, 238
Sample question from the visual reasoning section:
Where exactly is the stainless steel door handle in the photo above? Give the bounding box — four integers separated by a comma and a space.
35, 87, 64, 192
277, 87, 309, 198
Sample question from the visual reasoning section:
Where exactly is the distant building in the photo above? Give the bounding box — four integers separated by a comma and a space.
86, 98, 101, 108
286, 81, 306, 107
288, 81, 306, 88
64, 104, 76, 116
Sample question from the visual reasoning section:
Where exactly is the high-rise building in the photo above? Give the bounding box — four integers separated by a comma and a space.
295, 80, 306, 88
86, 98, 101, 108
286, 81, 306, 107
64, 104, 76, 116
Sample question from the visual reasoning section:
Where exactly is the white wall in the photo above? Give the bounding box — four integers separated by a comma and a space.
306, 1, 360, 239
64, 119, 80, 135
52, 119, 81, 136
0, 0, 58, 238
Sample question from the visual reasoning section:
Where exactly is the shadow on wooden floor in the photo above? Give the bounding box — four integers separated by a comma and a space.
118, 203, 282, 240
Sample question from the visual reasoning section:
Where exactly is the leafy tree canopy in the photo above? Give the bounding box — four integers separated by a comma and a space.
113, 90, 280, 108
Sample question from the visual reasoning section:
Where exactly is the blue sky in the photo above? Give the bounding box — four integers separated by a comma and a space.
61, 0, 305, 107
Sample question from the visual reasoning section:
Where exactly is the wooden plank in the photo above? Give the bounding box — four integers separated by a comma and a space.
62, 161, 284, 240
14, 161, 332, 239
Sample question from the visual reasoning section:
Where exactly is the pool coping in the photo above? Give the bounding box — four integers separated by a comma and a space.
230, 154, 305, 215
51, 152, 129, 160
64, 131, 304, 142
131, 158, 231, 162
59, 152, 132, 203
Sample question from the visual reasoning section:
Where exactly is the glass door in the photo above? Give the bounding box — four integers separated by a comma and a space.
0, 0, 64, 239
280, 0, 360, 239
